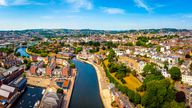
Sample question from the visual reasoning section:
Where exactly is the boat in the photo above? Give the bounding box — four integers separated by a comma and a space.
33, 100, 40, 108
42, 89, 45, 94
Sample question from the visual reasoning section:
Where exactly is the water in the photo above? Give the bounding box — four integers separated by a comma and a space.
12, 86, 43, 108
69, 58, 104, 108
57, 82, 63, 88
16, 47, 30, 58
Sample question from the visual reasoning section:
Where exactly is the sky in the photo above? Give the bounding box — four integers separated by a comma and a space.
0, 0, 192, 30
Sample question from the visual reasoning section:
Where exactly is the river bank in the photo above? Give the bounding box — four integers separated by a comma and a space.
76, 56, 112, 108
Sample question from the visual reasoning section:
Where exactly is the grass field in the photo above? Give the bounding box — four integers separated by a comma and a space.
104, 59, 143, 92
124, 74, 142, 91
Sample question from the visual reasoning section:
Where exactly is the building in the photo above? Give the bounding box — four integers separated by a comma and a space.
30, 66, 38, 75
30, 56, 38, 62
182, 72, 192, 85
46, 62, 56, 76
1, 67, 24, 85
40, 92, 64, 108
62, 67, 70, 77
63, 79, 70, 89
10, 77, 27, 91
30, 61, 44, 75
0, 84, 17, 106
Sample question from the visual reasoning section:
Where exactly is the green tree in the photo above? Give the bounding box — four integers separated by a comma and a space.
185, 54, 191, 58
168, 67, 181, 81
22, 72, 26, 78
57, 88, 63, 94
156, 46, 161, 52
175, 91, 186, 103
141, 79, 176, 108
162, 100, 185, 108
190, 63, 192, 72
142, 63, 160, 76
108, 49, 117, 62
70, 63, 76, 68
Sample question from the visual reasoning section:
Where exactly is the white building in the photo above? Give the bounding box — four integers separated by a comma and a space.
182, 72, 192, 85
160, 68, 171, 78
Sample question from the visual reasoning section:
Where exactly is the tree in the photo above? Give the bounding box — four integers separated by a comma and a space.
57, 88, 63, 94
115, 64, 130, 79
175, 91, 186, 103
168, 67, 181, 81
162, 100, 185, 108
190, 63, 192, 72
142, 63, 160, 76
108, 49, 117, 62
133, 93, 141, 104
70, 63, 76, 68
23, 59, 28, 64
22, 73, 26, 78
108, 62, 118, 73
185, 54, 191, 58
156, 45, 161, 52
15, 52, 21, 56
141, 79, 176, 108
178, 58, 184, 65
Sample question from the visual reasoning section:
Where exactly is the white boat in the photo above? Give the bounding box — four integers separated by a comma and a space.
42, 89, 45, 94
33, 100, 40, 108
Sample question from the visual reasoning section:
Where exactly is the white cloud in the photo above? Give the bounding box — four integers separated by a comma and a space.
11, 0, 30, 5
0, 0, 7, 6
66, 0, 93, 12
101, 7, 125, 15
183, 14, 192, 18
134, 0, 152, 13
0, 0, 47, 6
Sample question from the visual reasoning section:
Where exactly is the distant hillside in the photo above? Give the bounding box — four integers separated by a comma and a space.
0, 28, 191, 37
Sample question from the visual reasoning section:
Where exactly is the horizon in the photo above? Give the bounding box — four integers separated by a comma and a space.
0, 0, 192, 30
0, 28, 192, 31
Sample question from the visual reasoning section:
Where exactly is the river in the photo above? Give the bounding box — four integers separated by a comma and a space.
69, 58, 104, 108
16, 47, 30, 58
15, 48, 104, 108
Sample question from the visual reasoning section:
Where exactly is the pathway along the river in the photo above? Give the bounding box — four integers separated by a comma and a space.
69, 58, 104, 108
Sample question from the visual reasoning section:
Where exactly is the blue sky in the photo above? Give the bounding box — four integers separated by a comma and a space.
0, 0, 192, 30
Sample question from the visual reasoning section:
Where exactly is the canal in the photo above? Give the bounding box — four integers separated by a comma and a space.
12, 86, 44, 108
69, 58, 104, 108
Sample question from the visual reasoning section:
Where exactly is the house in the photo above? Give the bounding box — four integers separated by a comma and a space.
160, 68, 170, 78
30, 56, 38, 62
182, 72, 192, 85
30, 61, 44, 74
30, 66, 38, 74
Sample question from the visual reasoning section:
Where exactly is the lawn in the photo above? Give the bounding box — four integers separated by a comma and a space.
104, 59, 143, 93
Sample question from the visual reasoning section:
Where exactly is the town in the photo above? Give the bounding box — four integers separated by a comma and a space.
0, 28, 191, 108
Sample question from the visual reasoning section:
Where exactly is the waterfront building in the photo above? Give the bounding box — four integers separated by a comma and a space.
63, 79, 70, 90
46, 62, 56, 76
40, 92, 64, 108
0, 84, 17, 107
1, 67, 24, 85
62, 67, 70, 77
10, 77, 27, 91
30, 61, 44, 75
